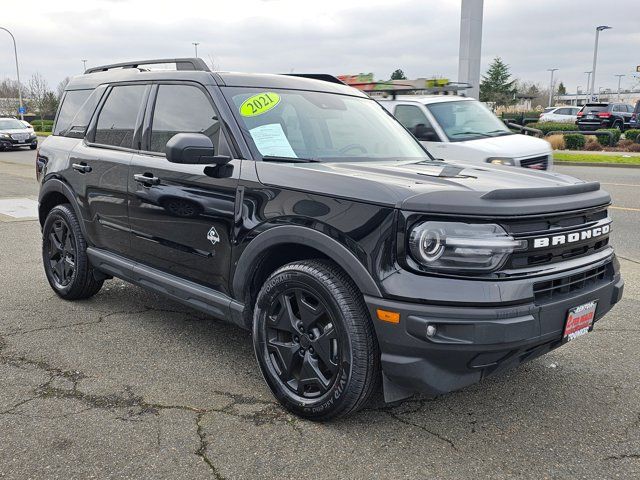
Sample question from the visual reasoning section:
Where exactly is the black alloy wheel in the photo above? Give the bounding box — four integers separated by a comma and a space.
46, 218, 76, 288
42, 204, 104, 300
265, 287, 341, 398
253, 260, 380, 420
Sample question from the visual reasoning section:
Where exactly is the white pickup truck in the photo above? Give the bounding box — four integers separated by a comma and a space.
379, 95, 553, 170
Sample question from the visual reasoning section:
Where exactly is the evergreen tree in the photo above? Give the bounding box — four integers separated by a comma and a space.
479, 57, 517, 107
390, 69, 407, 80
557, 81, 567, 95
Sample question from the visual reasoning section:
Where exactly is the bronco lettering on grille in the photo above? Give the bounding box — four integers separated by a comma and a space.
532, 224, 610, 249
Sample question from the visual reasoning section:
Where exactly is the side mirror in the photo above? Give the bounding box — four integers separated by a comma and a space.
414, 124, 438, 142
166, 133, 231, 165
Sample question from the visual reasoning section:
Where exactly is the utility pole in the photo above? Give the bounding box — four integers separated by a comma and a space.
547, 68, 558, 107
81, 59, 87, 72
590, 25, 612, 99
576, 86, 581, 106
457, 0, 484, 100
192, 42, 200, 58
0, 27, 24, 120
614, 74, 625, 101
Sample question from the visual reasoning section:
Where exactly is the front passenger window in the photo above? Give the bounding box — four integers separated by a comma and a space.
149, 84, 220, 154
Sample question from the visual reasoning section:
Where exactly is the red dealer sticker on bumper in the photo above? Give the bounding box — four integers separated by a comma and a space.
564, 301, 598, 342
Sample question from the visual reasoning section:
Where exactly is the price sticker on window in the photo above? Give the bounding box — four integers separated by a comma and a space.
240, 92, 281, 117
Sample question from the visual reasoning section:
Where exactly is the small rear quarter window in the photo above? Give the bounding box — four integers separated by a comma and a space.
53, 89, 93, 136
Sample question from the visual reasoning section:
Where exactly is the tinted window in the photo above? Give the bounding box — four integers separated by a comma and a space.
54, 90, 92, 135
613, 104, 623, 112
394, 105, 433, 131
94, 85, 146, 148
582, 104, 608, 113
555, 108, 570, 115
149, 84, 220, 153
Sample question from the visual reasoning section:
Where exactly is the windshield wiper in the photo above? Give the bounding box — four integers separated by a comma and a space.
262, 156, 321, 163
449, 131, 492, 138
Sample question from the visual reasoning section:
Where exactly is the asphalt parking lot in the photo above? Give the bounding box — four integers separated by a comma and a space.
1, 148, 638, 479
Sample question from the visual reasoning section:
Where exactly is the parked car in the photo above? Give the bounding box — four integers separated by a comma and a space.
576, 102, 634, 131
630, 100, 640, 129
539, 106, 581, 123
0, 117, 38, 150
380, 96, 553, 170
37, 58, 623, 420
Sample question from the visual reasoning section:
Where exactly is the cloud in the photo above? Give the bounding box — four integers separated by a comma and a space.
1, 0, 637, 92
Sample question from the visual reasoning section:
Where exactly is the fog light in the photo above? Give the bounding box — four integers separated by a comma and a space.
426, 324, 437, 338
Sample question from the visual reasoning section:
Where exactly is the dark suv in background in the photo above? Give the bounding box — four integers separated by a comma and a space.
36, 58, 623, 420
576, 102, 634, 131
630, 100, 640, 130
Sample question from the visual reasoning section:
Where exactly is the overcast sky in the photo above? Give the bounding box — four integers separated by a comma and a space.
1, 0, 638, 93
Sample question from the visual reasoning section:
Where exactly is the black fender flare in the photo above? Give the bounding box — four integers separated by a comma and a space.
38, 178, 87, 237
232, 225, 382, 300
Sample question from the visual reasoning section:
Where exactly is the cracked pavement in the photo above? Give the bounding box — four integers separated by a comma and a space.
0, 156, 639, 479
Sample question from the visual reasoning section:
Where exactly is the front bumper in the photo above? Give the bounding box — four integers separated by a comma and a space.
0, 136, 37, 149
365, 255, 624, 401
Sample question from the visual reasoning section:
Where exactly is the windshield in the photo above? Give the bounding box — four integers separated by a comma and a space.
0, 119, 26, 130
425, 100, 511, 142
223, 87, 431, 162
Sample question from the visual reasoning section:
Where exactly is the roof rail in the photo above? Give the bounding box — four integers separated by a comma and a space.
85, 58, 211, 74
283, 73, 346, 85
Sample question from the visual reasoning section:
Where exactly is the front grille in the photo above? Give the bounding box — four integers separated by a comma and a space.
503, 207, 611, 269
10, 133, 29, 141
520, 155, 549, 170
533, 263, 610, 302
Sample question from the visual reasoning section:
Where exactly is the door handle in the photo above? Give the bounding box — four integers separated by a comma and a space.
72, 163, 92, 173
133, 173, 160, 185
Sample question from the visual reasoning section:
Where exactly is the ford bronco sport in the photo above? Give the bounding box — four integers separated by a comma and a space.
37, 58, 624, 420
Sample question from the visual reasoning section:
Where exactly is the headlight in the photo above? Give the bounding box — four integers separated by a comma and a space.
408, 221, 527, 273
486, 157, 515, 166
0, 133, 9, 139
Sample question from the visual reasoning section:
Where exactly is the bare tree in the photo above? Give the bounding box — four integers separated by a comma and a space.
56, 77, 70, 100
28, 72, 51, 122
0, 78, 23, 116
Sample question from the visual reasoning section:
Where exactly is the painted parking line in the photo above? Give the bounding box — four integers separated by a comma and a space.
610, 206, 640, 212
0, 198, 38, 218
601, 183, 640, 187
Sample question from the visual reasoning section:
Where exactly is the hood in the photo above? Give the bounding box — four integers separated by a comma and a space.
255, 159, 610, 216
456, 133, 551, 157
0, 128, 34, 135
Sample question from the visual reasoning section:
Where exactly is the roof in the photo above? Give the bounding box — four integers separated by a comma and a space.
65, 58, 365, 97
377, 94, 474, 105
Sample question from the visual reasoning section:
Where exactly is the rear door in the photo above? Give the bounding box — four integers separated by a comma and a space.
127, 82, 240, 294
69, 83, 149, 255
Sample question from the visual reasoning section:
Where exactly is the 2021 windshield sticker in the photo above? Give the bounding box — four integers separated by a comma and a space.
240, 92, 281, 117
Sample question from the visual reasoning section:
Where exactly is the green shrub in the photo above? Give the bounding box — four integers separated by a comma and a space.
625, 129, 640, 143
563, 134, 586, 150
30, 120, 54, 129
36, 125, 52, 133
526, 122, 577, 135
596, 128, 621, 147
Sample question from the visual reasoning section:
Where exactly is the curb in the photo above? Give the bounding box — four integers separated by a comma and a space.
554, 161, 640, 168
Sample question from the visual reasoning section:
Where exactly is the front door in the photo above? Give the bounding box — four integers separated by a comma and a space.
127, 83, 240, 294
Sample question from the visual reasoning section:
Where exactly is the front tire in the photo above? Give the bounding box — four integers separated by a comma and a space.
253, 260, 380, 420
42, 204, 103, 300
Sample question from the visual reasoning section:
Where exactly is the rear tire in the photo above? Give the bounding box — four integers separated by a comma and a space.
253, 259, 380, 420
42, 204, 103, 300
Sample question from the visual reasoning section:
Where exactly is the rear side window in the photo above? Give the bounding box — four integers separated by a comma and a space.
149, 84, 220, 153
94, 85, 146, 148
53, 90, 92, 135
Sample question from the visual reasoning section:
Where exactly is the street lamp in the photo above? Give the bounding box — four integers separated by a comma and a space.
0, 27, 25, 121
590, 25, 612, 98
547, 68, 558, 107
192, 42, 200, 57
614, 74, 625, 101
576, 85, 581, 106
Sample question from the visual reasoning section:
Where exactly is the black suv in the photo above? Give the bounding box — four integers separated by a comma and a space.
576, 102, 634, 131
37, 59, 624, 420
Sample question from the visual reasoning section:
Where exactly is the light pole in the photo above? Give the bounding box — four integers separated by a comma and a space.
584, 71, 592, 93
0, 27, 24, 120
590, 25, 612, 99
81, 59, 87, 72
192, 42, 200, 57
547, 68, 558, 107
576, 85, 581, 106
614, 74, 625, 101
